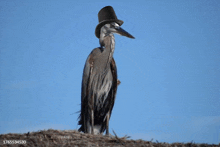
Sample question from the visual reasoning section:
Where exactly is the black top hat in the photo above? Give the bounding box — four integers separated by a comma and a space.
95, 6, 124, 38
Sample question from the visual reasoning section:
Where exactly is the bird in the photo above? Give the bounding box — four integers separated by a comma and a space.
78, 6, 134, 135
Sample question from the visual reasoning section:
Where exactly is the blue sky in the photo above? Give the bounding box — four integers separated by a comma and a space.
0, 0, 219, 144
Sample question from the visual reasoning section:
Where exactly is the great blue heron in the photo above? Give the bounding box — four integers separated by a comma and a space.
78, 6, 134, 135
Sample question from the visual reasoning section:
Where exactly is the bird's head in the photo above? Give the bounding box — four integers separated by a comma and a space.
100, 22, 135, 39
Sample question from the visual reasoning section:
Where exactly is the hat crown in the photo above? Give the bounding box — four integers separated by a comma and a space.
95, 6, 123, 38
98, 6, 118, 23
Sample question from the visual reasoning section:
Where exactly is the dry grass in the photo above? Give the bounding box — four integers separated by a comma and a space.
0, 129, 219, 147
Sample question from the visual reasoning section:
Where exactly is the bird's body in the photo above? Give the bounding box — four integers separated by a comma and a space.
78, 6, 134, 135
78, 33, 118, 134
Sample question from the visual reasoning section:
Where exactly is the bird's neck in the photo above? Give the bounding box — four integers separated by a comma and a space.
99, 33, 115, 62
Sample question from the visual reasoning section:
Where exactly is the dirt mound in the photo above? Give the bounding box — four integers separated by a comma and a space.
0, 129, 218, 147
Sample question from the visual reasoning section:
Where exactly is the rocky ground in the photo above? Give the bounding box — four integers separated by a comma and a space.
0, 129, 219, 147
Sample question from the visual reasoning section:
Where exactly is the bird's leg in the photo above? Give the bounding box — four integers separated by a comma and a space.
106, 112, 110, 136
83, 114, 86, 133
91, 109, 94, 134
91, 95, 94, 134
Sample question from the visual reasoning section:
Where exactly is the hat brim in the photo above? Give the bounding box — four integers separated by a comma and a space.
95, 19, 124, 38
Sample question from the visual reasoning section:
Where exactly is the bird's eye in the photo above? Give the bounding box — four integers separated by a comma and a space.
111, 22, 119, 29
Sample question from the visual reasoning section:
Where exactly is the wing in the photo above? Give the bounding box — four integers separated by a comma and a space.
81, 54, 92, 103
81, 48, 102, 106
109, 57, 118, 116
78, 48, 101, 132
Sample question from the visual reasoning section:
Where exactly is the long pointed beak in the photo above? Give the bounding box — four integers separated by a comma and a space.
115, 27, 135, 39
